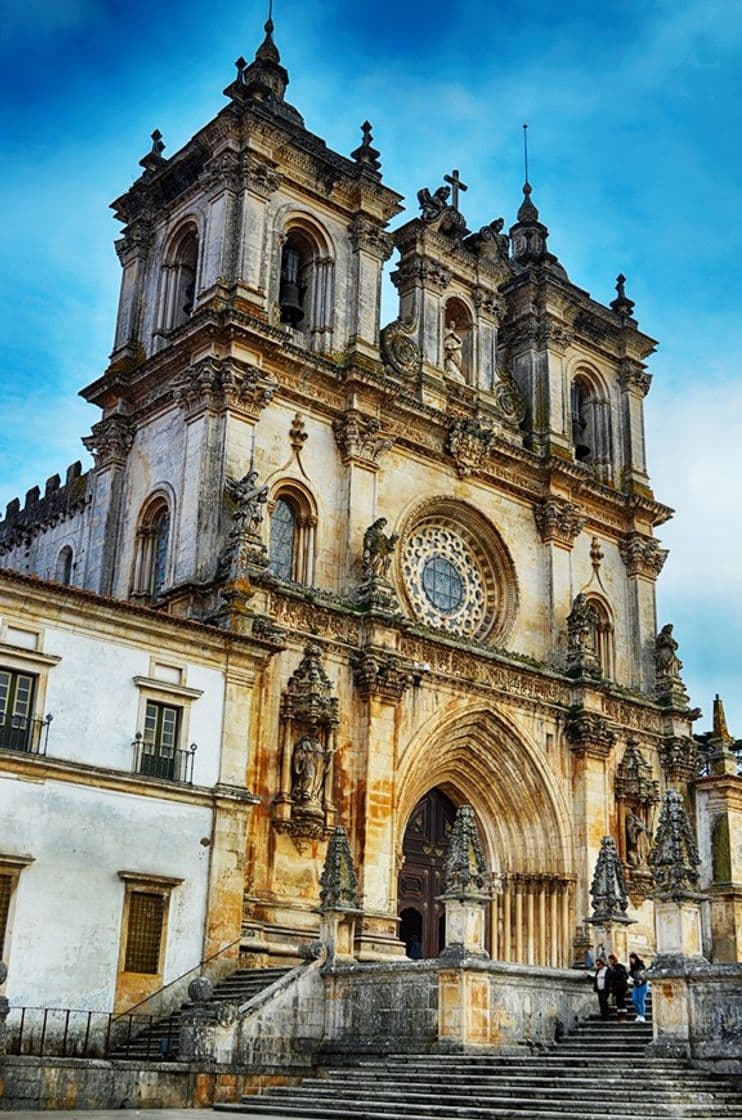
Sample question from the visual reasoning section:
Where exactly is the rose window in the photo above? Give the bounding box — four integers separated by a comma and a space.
397, 500, 518, 644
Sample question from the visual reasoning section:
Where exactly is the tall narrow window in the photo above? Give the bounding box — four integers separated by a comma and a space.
571, 374, 613, 482
277, 226, 334, 352
152, 511, 170, 596
0, 873, 12, 958
269, 498, 297, 581
159, 226, 199, 333
571, 381, 591, 462
0, 668, 36, 751
55, 546, 73, 585
587, 596, 615, 680
132, 497, 171, 600
137, 700, 181, 781
124, 891, 166, 974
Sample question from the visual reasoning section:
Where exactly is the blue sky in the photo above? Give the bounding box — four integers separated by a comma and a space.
1, 0, 741, 733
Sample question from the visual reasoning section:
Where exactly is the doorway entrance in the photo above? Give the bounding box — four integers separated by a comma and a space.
397, 788, 457, 959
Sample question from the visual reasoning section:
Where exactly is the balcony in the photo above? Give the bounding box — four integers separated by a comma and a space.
132, 733, 196, 784
0, 713, 52, 754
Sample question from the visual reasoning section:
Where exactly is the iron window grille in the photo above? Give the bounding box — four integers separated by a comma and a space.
124, 891, 165, 974
0, 873, 12, 958
132, 700, 196, 783
0, 668, 52, 754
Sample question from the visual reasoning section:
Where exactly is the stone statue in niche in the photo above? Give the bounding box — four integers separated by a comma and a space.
291, 726, 327, 816
443, 325, 465, 381
362, 518, 399, 581
625, 812, 652, 869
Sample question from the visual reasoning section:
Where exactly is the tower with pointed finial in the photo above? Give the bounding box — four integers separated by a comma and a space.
0, 5, 726, 1037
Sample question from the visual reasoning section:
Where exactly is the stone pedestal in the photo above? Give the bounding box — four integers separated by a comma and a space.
439, 895, 489, 962
319, 909, 360, 964
586, 921, 630, 963
655, 899, 705, 959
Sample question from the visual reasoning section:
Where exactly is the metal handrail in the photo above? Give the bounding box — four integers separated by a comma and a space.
111, 933, 243, 1023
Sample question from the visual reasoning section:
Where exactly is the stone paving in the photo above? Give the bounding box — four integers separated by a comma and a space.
5, 1113, 286, 1120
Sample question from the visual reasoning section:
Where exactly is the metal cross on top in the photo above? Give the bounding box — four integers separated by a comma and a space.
444, 169, 468, 211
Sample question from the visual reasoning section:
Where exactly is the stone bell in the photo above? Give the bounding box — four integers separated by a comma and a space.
279, 246, 305, 327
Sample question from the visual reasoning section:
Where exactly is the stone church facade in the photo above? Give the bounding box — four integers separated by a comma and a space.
1, 19, 739, 1028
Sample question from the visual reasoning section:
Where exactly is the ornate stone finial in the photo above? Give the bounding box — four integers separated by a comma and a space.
566, 593, 601, 679
289, 413, 308, 452
610, 273, 636, 319
587, 836, 633, 925
188, 976, 214, 1004
712, 694, 734, 745
655, 624, 690, 707
226, 12, 288, 104
590, 537, 604, 574
319, 826, 360, 912
351, 120, 381, 176
139, 129, 166, 175
648, 789, 702, 900
442, 805, 487, 898
517, 179, 539, 222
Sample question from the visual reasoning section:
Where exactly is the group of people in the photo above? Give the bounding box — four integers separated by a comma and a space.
592, 952, 648, 1022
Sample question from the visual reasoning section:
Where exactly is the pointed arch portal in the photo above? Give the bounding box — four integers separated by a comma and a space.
395, 706, 576, 966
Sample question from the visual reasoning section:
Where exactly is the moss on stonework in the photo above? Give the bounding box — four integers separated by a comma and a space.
711, 814, 732, 884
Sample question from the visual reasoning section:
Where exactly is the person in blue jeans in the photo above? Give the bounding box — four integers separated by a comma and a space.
629, 952, 649, 1022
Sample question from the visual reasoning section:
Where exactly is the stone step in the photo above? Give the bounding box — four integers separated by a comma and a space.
317, 1071, 733, 1091
219, 1101, 742, 1120
280, 1083, 739, 1105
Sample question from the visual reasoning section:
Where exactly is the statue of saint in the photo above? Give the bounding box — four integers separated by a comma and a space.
443, 326, 465, 381
626, 812, 652, 868
291, 729, 326, 812
656, 623, 683, 679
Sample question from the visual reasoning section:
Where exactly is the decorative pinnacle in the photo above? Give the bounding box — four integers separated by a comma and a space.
587, 836, 634, 925
138, 128, 166, 173
712, 694, 734, 744
442, 804, 487, 898
319, 826, 360, 912
610, 273, 635, 318
351, 120, 381, 175
256, 16, 280, 64
648, 789, 703, 900
517, 179, 539, 222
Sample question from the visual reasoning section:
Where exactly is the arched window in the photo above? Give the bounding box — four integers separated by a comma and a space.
267, 485, 316, 585
158, 225, 199, 333
132, 497, 171, 600
269, 498, 297, 581
278, 225, 334, 352
55, 546, 73, 585
587, 595, 615, 679
443, 296, 474, 385
571, 373, 613, 483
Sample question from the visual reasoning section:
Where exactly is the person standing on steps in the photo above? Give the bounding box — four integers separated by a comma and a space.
593, 956, 612, 1020
608, 953, 629, 1020
629, 952, 649, 1022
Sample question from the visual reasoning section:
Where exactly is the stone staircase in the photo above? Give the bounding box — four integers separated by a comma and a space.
109, 967, 289, 1061
216, 1005, 742, 1119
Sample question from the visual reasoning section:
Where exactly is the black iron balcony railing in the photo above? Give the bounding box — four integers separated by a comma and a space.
0, 712, 52, 755
132, 733, 197, 784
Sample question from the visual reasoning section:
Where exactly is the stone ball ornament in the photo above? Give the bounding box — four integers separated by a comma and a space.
188, 975, 214, 1003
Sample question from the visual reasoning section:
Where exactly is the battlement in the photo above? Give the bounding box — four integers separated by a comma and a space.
0, 461, 91, 552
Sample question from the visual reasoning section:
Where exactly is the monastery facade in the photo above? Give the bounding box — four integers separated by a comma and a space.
1, 18, 739, 1027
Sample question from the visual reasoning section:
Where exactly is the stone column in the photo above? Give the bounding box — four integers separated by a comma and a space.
82, 415, 135, 596
534, 499, 585, 653
619, 533, 667, 691
566, 708, 616, 926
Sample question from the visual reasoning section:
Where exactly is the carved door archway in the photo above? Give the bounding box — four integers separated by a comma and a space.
397, 788, 457, 959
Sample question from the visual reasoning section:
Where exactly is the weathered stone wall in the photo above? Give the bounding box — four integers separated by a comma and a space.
0, 1055, 262, 1111
323, 961, 439, 1054
650, 959, 742, 1074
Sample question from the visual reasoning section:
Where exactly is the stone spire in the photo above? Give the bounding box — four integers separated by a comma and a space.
610, 273, 635, 320
509, 180, 553, 264
649, 789, 702, 900
226, 14, 289, 104
442, 804, 487, 898
587, 836, 633, 925
319, 826, 360, 912
712, 694, 734, 745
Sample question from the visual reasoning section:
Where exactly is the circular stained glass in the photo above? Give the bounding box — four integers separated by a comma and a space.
422, 555, 463, 613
